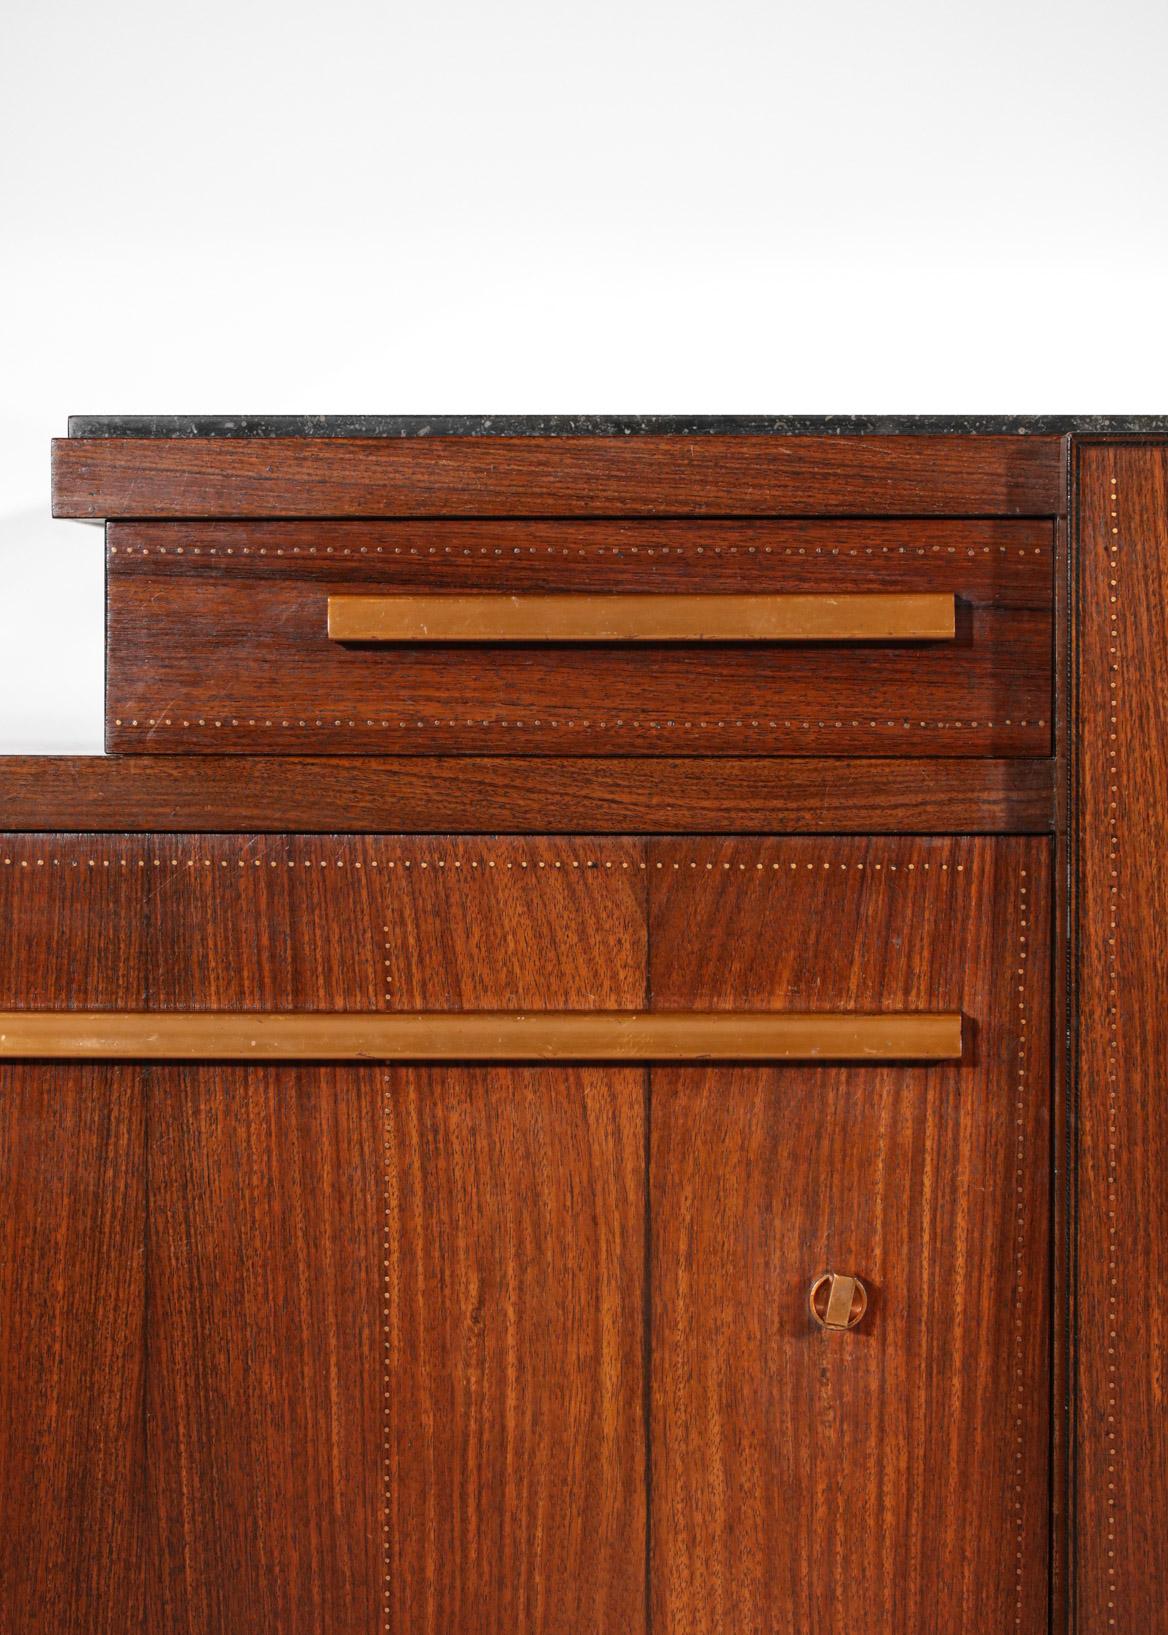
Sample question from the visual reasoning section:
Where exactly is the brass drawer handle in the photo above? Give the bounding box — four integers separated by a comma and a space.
809, 1272, 869, 1331
0, 1010, 962, 1062
326, 592, 957, 645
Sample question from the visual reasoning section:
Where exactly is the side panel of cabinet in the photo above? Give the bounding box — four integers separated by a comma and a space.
648, 837, 1050, 1635
1075, 443, 1168, 1633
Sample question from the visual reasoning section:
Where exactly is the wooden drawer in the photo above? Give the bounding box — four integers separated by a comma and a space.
0, 830, 1049, 1635
105, 518, 1053, 756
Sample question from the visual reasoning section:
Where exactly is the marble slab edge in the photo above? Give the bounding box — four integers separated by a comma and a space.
66, 415, 1168, 439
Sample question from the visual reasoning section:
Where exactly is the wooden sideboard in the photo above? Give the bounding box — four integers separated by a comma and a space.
0, 416, 1164, 1634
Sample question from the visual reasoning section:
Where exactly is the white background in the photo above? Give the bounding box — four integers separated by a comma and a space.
2, 0, 1166, 752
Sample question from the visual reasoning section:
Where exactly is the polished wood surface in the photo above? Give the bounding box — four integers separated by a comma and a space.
149, 1064, 383, 1633
53, 433, 1066, 518
325, 590, 958, 643
107, 515, 1054, 592
0, 851, 147, 1632
1075, 442, 1168, 1633
106, 518, 1051, 757
0, 1008, 964, 1062
0, 833, 651, 1634
386, 1062, 646, 1633
0, 1065, 145, 1635
0, 754, 1057, 833
649, 836, 1051, 1635
7, 422, 1097, 1633
0, 828, 1053, 1632
343, 833, 650, 1635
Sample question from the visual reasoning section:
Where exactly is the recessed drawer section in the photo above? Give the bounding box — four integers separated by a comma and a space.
105, 518, 1052, 756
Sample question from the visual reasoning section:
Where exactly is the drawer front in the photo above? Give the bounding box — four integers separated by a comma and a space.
105, 518, 1052, 756
0, 833, 1048, 1635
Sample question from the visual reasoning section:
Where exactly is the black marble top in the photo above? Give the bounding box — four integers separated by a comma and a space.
66, 415, 1168, 439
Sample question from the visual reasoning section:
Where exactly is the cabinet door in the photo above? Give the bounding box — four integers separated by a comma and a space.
0, 830, 1051, 1635
0, 834, 648, 1635
649, 837, 1050, 1635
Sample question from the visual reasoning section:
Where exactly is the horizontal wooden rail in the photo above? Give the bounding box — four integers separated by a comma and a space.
0, 1010, 963, 1062
51, 434, 1066, 518
0, 756, 1057, 832
326, 592, 957, 644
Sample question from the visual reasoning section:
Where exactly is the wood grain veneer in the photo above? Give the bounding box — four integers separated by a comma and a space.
53, 434, 1066, 518
1075, 442, 1168, 1634
105, 518, 1052, 757
0, 1064, 145, 1634
5, 419, 1111, 1634
0, 833, 650, 1635
0, 848, 148, 1633
0, 755, 1056, 833
0, 827, 1053, 1633
649, 835, 1051, 1635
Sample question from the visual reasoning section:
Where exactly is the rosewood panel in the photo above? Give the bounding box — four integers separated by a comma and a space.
0, 1065, 145, 1635
384, 1064, 646, 1634
648, 836, 1051, 1635
107, 516, 1053, 599
148, 1064, 383, 1635
1075, 442, 1168, 1633
105, 519, 1052, 757
53, 434, 1065, 518
0, 832, 649, 1635
369, 833, 647, 1012
0, 834, 383, 1013
0, 754, 1056, 833
333, 833, 649, 1635
0, 843, 147, 1635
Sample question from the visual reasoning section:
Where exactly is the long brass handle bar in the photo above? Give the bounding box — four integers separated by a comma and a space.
326, 592, 957, 645
0, 1011, 962, 1062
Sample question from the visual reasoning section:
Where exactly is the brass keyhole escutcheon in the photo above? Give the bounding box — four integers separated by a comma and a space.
809, 1272, 868, 1331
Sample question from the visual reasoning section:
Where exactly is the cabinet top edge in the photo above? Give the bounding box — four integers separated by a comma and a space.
65, 414, 1168, 439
